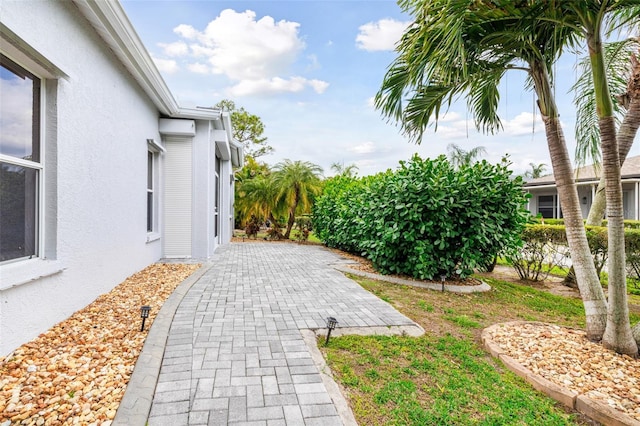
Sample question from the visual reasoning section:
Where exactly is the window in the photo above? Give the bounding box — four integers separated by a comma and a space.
147, 150, 154, 232
0, 54, 41, 262
146, 139, 164, 237
538, 195, 562, 219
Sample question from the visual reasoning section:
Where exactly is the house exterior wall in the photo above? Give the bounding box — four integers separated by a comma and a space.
525, 181, 640, 221
0, 1, 164, 355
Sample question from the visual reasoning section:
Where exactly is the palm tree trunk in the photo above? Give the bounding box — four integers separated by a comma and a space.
585, 55, 640, 226
600, 115, 638, 355
592, 39, 639, 354
531, 60, 608, 341
283, 189, 300, 239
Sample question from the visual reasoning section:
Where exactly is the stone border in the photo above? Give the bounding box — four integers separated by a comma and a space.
333, 264, 492, 293
482, 322, 640, 426
112, 262, 213, 426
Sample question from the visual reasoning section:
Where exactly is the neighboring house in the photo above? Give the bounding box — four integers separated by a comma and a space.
0, 1, 243, 355
523, 156, 640, 220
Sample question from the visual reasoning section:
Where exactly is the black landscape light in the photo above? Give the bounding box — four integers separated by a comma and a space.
325, 316, 338, 346
140, 305, 151, 331
440, 274, 446, 292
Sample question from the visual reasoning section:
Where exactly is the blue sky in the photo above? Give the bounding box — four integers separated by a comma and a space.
121, 0, 639, 177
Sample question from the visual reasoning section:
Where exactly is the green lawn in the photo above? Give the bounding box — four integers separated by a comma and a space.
320, 273, 633, 425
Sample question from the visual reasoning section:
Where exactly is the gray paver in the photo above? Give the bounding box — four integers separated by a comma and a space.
139, 243, 420, 425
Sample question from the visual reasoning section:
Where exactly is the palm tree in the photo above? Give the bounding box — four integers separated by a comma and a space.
574, 39, 640, 225
557, 1, 639, 355
523, 162, 548, 179
569, 33, 640, 344
272, 160, 324, 239
446, 143, 486, 169
375, 0, 610, 344
330, 162, 359, 177
235, 174, 282, 226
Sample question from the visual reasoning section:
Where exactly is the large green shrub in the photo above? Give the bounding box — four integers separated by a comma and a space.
313, 155, 530, 279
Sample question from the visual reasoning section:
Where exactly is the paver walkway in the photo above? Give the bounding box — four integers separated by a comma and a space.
146, 243, 420, 425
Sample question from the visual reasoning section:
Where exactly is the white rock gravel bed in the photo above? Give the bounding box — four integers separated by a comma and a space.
486, 322, 640, 421
0, 263, 200, 426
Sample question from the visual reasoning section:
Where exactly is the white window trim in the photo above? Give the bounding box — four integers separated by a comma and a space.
147, 138, 166, 153
146, 141, 162, 242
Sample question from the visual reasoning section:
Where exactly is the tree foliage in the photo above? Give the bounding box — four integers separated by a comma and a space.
272, 160, 324, 239
446, 143, 487, 169
313, 155, 530, 280
216, 99, 273, 159
234, 158, 323, 239
523, 162, 548, 180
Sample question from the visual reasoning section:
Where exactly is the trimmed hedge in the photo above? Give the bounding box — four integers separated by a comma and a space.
520, 224, 640, 254
516, 224, 640, 281
313, 155, 530, 279
529, 217, 640, 229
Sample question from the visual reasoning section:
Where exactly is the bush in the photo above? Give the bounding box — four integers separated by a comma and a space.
294, 216, 312, 242
514, 224, 640, 283
507, 226, 570, 280
313, 155, 530, 280
528, 217, 640, 229
244, 215, 261, 239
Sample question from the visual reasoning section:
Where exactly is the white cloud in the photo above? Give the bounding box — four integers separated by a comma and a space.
308, 79, 329, 94
306, 54, 320, 71
227, 76, 328, 96
174, 24, 199, 40
439, 112, 463, 123
503, 112, 544, 136
432, 123, 470, 140
356, 18, 410, 52
152, 56, 179, 74
158, 41, 189, 57
348, 141, 377, 154
187, 63, 210, 74
189, 9, 305, 80
163, 9, 328, 96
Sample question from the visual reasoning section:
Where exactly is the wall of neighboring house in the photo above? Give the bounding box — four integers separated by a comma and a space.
0, 1, 164, 355
525, 182, 640, 220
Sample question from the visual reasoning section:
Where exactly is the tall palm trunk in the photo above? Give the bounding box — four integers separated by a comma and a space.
600, 116, 637, 354
283, 186, 300, 239
586, 53, 640, 226
530, 60, 608, 340
565, 58, 640, 286
590, 35, 638, 355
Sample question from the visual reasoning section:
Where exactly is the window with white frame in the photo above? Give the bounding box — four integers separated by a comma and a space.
538, 194, 563, 219
0, 54, 42, 262
147, 150, 154, 232
146, 139, 164, 235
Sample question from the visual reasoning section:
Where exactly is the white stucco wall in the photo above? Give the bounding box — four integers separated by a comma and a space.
1, 1, 164, 355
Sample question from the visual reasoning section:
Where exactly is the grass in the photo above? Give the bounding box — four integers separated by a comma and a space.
319, 273, 627, 425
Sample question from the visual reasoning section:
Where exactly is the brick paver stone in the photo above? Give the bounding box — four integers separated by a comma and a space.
147, 243, 417, 425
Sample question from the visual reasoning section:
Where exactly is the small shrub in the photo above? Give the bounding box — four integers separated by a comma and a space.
507, 233, 570, 281
294, 216, 312, 242
244, 215, 261, 239
267, 220, 284, 240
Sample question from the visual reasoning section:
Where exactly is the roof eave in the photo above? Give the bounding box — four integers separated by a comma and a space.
71, 0, 178, 116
